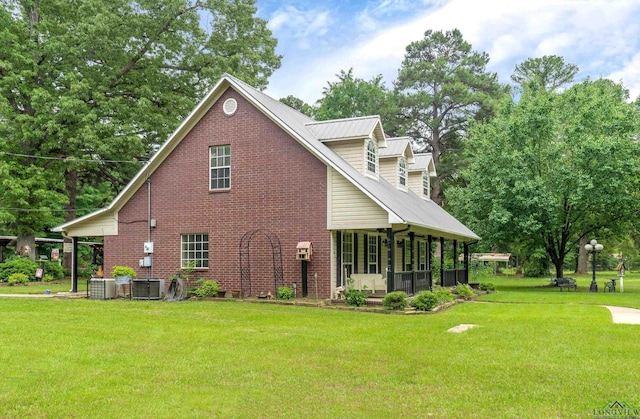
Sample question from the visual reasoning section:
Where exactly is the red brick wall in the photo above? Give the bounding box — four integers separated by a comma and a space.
104, 88, 331, 297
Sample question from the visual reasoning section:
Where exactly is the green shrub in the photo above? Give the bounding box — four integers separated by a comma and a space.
455, 282, 475, 300
78, 264, 97, 278
0, 257, 38, 282
411, 291, 439, 311
344, 277, 368, 307
432, 286, 454, 305
480, 282, 495, 292
344, 289, 367, 307
192, 279, 219, 298
382, 291, 408, 310
277, 287, 294, 301
43, 274, 55, 282
111, 265, 137, 278
44, 261, 65, 281
8, 273, 29, 285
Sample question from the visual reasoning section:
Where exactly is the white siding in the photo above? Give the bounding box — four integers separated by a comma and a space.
408, 171, 424, 198
326, 139, 365, 173
328, 168, 389, 229
64, 211, 118, 237
379, 158, 397, 187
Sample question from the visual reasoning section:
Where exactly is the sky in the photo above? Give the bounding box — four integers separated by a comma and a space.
253, 0, 640, 104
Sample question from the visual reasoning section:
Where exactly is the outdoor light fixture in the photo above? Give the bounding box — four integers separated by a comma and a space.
585, 239, 603, 292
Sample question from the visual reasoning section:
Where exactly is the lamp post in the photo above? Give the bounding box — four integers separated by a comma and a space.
585, 239, 603, 292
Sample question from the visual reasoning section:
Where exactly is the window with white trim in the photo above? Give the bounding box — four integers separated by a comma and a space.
423, 173, 430, 198
210, 145, 231, 190
399, 157, 407, 187
367, 235, 378, 274
418, 241, 427, 271
181, 234, 209, 268
404, 239, 411, 271
342, 232, 353, 278
366, 140, 377, 173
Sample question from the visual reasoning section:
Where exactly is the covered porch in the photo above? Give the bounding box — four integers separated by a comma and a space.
334, 226, 475, 297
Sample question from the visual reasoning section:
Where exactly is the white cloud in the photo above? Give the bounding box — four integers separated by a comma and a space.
267, 5, 331, 49
262, 0, 640, 104
607, 52, 640, 101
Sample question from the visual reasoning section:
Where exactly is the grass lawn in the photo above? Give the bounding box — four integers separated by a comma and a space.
0, 273, 639, 418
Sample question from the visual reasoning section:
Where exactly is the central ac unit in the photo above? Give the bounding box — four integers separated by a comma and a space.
132, 279, 164, 300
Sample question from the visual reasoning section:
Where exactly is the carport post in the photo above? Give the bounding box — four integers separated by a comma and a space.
71, 237, 78, 292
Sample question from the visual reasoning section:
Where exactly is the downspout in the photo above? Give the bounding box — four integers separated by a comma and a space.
147, 177, 151, 280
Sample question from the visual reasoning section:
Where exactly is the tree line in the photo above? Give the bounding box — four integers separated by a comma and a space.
1, 1, 639, 276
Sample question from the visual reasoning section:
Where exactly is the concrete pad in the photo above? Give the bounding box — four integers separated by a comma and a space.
447, 324, 477, 333
603, 306, 640, 325
0, 293, 54, 298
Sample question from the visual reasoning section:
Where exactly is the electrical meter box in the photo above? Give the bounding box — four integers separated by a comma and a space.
296, 242, 313, 261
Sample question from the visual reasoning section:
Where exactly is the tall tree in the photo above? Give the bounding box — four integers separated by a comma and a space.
315, 68, 400, 133
279, 95, 315, 118
0, 0, 281, 261
448, 79, 640, 279
395, 29, 504, 204
511, 55, 579, 91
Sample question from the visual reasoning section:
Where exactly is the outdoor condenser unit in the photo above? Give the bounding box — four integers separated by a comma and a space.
89, 278, 116, 300
132, 279, 164, 300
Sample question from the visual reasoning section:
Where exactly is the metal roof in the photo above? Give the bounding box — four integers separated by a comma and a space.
54, 74, 478, 241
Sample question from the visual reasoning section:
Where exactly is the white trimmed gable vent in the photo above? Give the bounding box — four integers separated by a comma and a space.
223, 98, 238, 115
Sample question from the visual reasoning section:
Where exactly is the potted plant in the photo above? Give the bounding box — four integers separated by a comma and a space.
111, 265, 137, 284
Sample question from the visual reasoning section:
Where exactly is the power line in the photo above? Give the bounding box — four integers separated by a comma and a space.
0, 151, 147, 164
0, 208, 99, 212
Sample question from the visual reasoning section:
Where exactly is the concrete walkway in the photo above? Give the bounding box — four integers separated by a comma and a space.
0, 292, 86, 299
603, 306, 640, 325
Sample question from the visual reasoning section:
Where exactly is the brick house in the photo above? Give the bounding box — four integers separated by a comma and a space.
54, 75, 479, 298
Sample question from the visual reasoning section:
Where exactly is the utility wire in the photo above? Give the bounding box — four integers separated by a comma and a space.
0, 151, 147, 164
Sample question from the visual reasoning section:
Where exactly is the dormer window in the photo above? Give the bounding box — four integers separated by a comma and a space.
399, 157, 406, 187
423, 172, 430, 198
367, 140, 377, 173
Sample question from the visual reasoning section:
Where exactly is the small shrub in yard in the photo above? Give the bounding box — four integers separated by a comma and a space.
8, 273, 29, 285
411, 291, 439, 311
277, 287, 294, 300
192, 279, 219, 298
432, 286, 454, 305
480, 282, 495, 292
344, 278, 367, 307
455, 282, 475, 300
44, 261, 65, 281
382, 291, 408, 310
0, 257, 38, 282
43, 274, 55, 282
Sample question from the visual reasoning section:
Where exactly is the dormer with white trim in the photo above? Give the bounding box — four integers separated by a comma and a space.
408, 153, 437, 200
306, 116, 386, 179
379, 137, 415, 191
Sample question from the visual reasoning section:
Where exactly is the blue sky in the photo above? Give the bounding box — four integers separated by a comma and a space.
254, 0, 640, 104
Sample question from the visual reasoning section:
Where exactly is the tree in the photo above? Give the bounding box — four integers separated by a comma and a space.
395, 29, 504, 204
511, 55, 579, 91
279, 95, 315, 118
315, 68, 400, 133
0, 0, 281, 261
448, 79, 640, 279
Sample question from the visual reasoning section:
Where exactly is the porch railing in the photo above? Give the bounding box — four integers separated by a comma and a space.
392, 270, 432, 295
443, 269, 469, 287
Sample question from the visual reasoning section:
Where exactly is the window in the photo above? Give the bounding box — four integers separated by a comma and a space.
368, 235, 378, 274
423, 173, 430, 198
181, 234, 209, 268
366, 140, 377, 173
418, 241, 427, 271
399, 157, 407, 187
404, 239, 412, 271
210, 145, 231, 190
342, 232, 353, 278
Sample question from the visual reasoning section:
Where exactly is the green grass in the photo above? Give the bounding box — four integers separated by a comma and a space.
1, 273, 639, 417
0, 279, 88, 294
